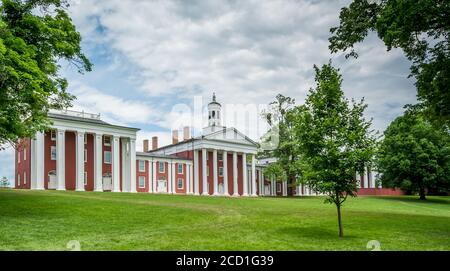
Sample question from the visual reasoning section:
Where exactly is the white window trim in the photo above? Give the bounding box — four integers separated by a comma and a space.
50, 130, 56, 141
177, 178, 184, 189
219, 167, 224, 177
84, 149, 87, 163
159, 162, 165, 173
138, 160, 145, 172
277, 183, 282, 193
139, 176, 146, 188
84, 134, 87, 145
17, 174, 21, 186
104, 136, 111, 146
104, 151, 111, 164
84, 172, 87, 185
23, 172, 27, 185
17, 151, 20, 163
177, 164, 183, 174
23, 148, 26, 161
51, 146, 57, 161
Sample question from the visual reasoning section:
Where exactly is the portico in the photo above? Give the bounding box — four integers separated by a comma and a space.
29, 110, 139, 193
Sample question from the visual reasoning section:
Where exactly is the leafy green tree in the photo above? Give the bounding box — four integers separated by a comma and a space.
377, 109, 450, 200
261, 94, 300, 195
293, 62, 376, 237
329, 0, 450, 125
0, 0, 91, 147
0, 176, 9, 187
263, 162, 287, 192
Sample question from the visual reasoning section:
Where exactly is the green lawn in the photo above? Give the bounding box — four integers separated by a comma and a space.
0, 189, 448, 251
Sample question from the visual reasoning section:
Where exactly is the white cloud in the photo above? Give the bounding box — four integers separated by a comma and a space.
69, 81, 155, 126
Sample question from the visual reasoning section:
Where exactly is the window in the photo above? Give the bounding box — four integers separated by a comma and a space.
177, 178, 184, 189
50, 130, 56, 141
23, 172, 27, 185
139, 160, 145, 172
277, 183, 282, 193
84, 134, 87, 145
23, 147, 26, 161
159, 162, 165, 173
84, 172, 87, 185
177, 164, 183, 174
219, 167, 224, 177
139, 176, 146, 188
17, 174, 20, 186
51, 146, 57, 160
84, 149, 87, 163
218, 153, 223, 161
104, 136, 111, 146
17, 151, 20, 163
207, 167, 209, 176
104, 151, 111, 164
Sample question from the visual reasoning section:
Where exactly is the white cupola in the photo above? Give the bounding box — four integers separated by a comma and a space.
208, 92, 221, 127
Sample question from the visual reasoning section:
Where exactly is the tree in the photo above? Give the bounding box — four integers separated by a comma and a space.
261, 94, 300, 195
293, 62, 376, 237
329, 0, 450, 126
0, 0, 92, 148
263, 162, 287, 193
376, 108, 450, 200
0, 176, 9, 187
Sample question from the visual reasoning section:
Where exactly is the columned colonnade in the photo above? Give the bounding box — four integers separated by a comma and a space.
30, 128, 136, 192
193, 148, 258, 196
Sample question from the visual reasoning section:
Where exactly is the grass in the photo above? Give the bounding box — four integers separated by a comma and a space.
0, 189, 448, 251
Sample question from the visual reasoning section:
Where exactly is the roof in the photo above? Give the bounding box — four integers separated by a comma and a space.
48, 112, 140, 131
136, 152, 192, 160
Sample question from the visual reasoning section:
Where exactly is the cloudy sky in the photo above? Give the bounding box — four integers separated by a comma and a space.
0, 0, 417, 183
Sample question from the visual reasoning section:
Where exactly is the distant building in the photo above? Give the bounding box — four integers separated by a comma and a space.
14, 94, 402, 196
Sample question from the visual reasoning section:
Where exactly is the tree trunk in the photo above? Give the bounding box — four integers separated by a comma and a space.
419, 187, 426, 200
336, 203, 344, 237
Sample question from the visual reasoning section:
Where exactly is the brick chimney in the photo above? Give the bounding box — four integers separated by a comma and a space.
152, 136, 158, 150
143, 139, 149, 152
172, 130, 179, 144
183, 126, 190, 141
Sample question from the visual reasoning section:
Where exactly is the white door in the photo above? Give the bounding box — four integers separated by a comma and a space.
48, 174, 57, 189
218, 183, 224, 195
158, 180, 166, 192
103, 177, 112, 191
264, 185, 270, 196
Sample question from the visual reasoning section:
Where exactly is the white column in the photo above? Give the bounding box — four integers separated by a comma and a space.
168, 161, 173, 194
282, 181, 287, 196
75, 131, 85, 191
242, 153, 248, 196
201, 149, 208, 196
186, 164, 191, 194
94, 133, 103, 192
232, 152, 238, 196
251, 154, 257, 196
148, 160, 153, 193
223, 151, 229, 196
271, 177, 275, 196
363, 169, 368, 188
130, 139, 137, 193
112, 135, 120, 192
31, 132, 45, 190
190, 164, 194, 194
56, 129, 66, 191
121, 138, 129, 192
213, 149, 219, 196
194, 150, 200, 195
152, 160, 157, 192
260, 170, 264, 196
171, 161, 176, 194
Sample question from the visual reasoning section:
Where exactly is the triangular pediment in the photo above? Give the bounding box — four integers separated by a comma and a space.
203, 127, 258, 146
